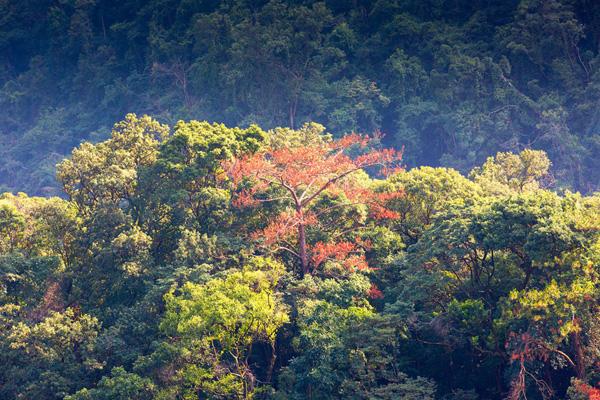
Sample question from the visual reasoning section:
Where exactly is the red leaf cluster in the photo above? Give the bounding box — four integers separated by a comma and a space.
225, 133, 403, 211
368, 284, 385, 299
311, 241, 369, 272
252, 211, 317, 246
578, 383, 600, 400
225, 132, 403, 275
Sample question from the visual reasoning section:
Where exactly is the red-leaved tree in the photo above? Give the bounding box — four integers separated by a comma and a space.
574, 381, 600, 400
226, 133, 402, 276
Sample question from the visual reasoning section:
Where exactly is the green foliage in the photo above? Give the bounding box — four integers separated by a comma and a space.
2, 0, 600, 194
56, 113, 169, 213
392, 185, 600, 397
66, 367, 156, 400
0, 308, 102, 400
146, 120, 266, 232
160, 257, 289, 398
279, 299, 435, 399
0, 200, 25, 253
470, 149, 552, 194
0, 114, 598, 400
0, 253, 61, 306
385, 166, 481, 243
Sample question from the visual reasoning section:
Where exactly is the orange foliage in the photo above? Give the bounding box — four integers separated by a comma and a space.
225, 133, 402, 211
507, 332, 559, 400
252, 211, 317, 246
369, 191, 404, 220
225, 133, 402, 275
311, 241, 369, 272
368, 284, 384, 299
575, 382, 600, 400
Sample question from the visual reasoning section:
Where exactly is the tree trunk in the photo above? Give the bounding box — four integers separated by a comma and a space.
572, 318, 586, 379
266, 341, 277, 383
296, 206, 309, 275
520, 258, 533, 290
298, 221, 308, 276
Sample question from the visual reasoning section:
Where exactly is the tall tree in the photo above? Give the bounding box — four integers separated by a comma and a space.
226, 123, 402, 275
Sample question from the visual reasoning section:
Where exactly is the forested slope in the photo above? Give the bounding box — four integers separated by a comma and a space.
2, 0, 600, 194
1, 115, 599, 399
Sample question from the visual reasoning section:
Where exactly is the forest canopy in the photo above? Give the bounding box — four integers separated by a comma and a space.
2, 0, 600, 398
0, 114, 599, 399
2, 0, 600, 194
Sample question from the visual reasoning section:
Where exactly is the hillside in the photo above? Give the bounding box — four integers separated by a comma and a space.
2, 0, 600, 194
2, 3, 600, 398
1, 115, 599, 399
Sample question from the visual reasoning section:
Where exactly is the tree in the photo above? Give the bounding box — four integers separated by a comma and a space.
395, 189, 600, 397
54, 114, 169, 308
0, 308, 102, 400
160, 257, 289, 399
278, 297, 436, 400
381, 166, 481, 244
0, 200, 25, 253
66, 367, 156, 400
470, 149, 552, 194
139, 120, 267, 247
0, 192, 79, 267
226, 123, 402, 275
57, 113, 169, 215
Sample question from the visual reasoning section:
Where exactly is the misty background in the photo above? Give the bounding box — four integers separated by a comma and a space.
1, 0, 599, 195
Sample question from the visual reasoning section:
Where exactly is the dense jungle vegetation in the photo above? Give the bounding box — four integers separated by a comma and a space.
2, 1, 600, 399
2, 0, 600, 195
0, 115, 599, 399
